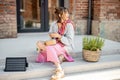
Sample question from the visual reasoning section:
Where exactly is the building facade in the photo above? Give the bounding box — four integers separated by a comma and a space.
0, 0, 120, 41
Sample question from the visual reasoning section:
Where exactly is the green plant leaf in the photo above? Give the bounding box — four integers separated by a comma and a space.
82, 36, 105, 51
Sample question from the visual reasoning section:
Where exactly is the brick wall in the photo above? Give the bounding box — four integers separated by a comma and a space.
0, 0, 17, 38
100, 0, 120, 20
0, 0, 120, 41
70, 0, 88, 35
92, 0, 120, 20
70, 0, 120, 41
75, 0, 88, 20
93, 0, 100, 20
92, 0, 120, 41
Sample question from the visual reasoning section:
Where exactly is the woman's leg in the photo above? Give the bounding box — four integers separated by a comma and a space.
51, 62, 64, 80
45, 45, 64, 80
54, 62, 62, 70
36, 43, 65, 79
36, 41, 47, 62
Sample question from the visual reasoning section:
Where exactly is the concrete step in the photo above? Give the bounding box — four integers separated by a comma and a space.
0, 54, 120, 80
23, 67, 120, 80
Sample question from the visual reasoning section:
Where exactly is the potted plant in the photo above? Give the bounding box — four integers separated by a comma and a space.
82, 36, 105, 62
25, 20, 33, 28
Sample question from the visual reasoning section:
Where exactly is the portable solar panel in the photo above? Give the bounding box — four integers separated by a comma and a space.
4, 57, 28, 71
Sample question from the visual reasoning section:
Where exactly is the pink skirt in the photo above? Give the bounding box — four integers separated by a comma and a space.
36, 43, 74, 63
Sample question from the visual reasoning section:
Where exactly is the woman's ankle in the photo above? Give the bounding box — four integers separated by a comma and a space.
58, 54, 65, 64
54, 63, 62, 70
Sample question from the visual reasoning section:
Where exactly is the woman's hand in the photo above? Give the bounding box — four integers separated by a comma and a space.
49, 32, 61, 39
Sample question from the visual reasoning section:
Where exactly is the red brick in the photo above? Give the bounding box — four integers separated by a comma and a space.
0, 0, 17, 38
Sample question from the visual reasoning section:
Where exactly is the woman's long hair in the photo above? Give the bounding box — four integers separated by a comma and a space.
54, 7, 69, 22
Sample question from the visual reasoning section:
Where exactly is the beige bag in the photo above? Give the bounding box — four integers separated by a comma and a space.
44, 39, 56, 46
36, 39, 56, 53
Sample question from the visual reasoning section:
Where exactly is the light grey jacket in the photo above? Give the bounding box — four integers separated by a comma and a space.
49, 21, 75, 54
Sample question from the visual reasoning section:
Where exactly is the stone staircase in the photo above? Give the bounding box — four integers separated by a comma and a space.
0, 33, 120, 80
0, 54, 120, 80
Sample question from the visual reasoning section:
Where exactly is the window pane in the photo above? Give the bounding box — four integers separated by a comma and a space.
48, 0, 59, 25
20, 0, 41, 29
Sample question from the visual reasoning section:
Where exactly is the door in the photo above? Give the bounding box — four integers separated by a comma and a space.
16, 0, 60, 33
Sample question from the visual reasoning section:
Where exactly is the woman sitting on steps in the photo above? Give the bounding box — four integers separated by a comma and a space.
36, 7, 75, 80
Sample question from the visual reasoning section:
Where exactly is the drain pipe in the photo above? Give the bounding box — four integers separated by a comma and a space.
87, 0, 93, 35
59, 0, 64, 7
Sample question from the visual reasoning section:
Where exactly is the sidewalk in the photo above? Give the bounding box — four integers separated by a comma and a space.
0, 33, 120, 80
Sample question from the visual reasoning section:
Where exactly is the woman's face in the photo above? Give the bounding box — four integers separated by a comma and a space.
61, 11, 69, 21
